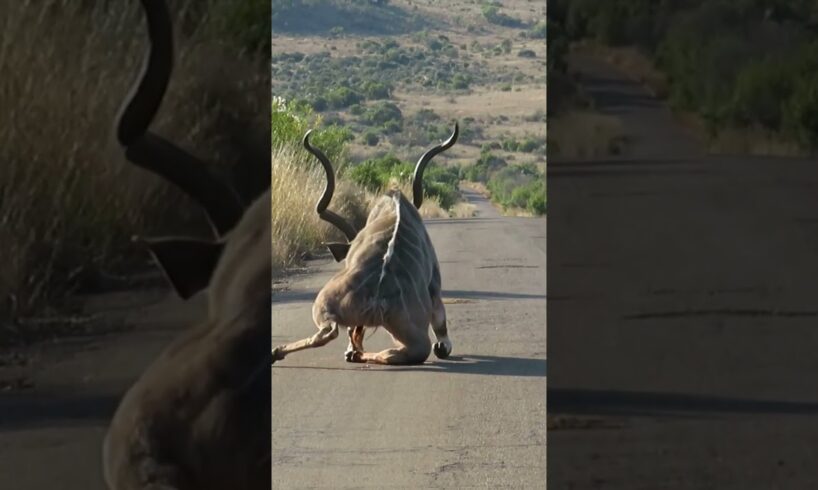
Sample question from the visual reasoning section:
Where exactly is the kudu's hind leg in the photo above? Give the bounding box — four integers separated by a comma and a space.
429, 271, 452, 359
350, 321, 431, 365
271, 321, 339, 363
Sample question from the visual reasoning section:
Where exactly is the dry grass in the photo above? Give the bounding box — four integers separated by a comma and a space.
271, 146, 370, 275
458, 180, 539, 217
676, 114, 805, 157
707, 129, 804, 157
449, 201, 478, 218
548, 111, 628, 158
0, 2, 267, 323
460, 181, 490, 195
391, 181, 450, 220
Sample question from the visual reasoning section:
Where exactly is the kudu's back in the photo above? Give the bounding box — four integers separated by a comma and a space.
331, 189, 439, 327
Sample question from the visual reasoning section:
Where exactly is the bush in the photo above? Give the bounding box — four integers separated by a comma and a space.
461, 150, 506, 182
272, 98, 353, 164
528, 21, 547, 39
363, 129, 380, 146
486, 164, 546, 215
362, 101, 403, 125
360, 80, 393, 99
326, 86, 364, 110
345, 154, 460, 209
481, 3, 523, 28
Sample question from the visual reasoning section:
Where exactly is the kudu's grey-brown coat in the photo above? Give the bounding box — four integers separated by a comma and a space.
102, 1, 269, 488
272, 125, 458, 365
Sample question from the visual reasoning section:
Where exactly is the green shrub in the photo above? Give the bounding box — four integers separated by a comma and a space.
361, 80, 393, 99
272, 98, 352, 163
326, 86, 364, 110
486, 164, 546, 215
528, 21, 547, 39
451, 73, 472, 90
481, 3, 522, 27
518, 138, 541, 152
345, 154, 460, 209
363, 101, 403, 125
363, 129, 380, 146
346, 161, 386, 191
501, 138, 519, 151
461, 150, 506, 183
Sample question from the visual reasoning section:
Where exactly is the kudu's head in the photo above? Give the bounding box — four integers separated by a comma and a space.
117, 0, 270, 316
304, 123, 459, 262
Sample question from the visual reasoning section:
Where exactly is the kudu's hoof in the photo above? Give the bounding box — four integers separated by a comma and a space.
345, 350, 363, 363
271, 347, 285, 364
433, 342, 451, 359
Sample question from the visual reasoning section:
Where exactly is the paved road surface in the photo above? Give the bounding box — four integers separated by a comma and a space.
549, 54, 818, 488
0, 290, 204, 489
271, 190, 547, 489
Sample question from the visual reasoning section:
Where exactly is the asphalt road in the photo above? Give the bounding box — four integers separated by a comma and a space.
549, 54, 818, 488
0, 290, 204, 489
271, 190, 547, 489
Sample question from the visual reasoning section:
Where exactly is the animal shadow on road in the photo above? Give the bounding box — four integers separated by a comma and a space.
274, 355, 547, 377
409, 354, 547, 377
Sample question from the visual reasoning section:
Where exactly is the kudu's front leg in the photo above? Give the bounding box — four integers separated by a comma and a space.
272, 321, 339, 363
344, 326, 365, 362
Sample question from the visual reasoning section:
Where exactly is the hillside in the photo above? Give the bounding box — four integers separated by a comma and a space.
272, 0, 546, 217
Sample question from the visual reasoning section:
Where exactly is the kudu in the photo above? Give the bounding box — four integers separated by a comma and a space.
102, 1, 270, 488
271, 124, 459, 365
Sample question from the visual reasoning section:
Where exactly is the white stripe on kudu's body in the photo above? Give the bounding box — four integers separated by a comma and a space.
272, 125, 459, 365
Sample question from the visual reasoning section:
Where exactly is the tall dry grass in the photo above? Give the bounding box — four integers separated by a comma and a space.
0, 1, 267, 325
272, 146, 369, 275
548, 111, 628, 158
392, 181, 450, 220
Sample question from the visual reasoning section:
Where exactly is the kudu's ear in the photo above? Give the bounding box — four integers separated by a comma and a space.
325, 242, 351, 262
136, 237, 225, 299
